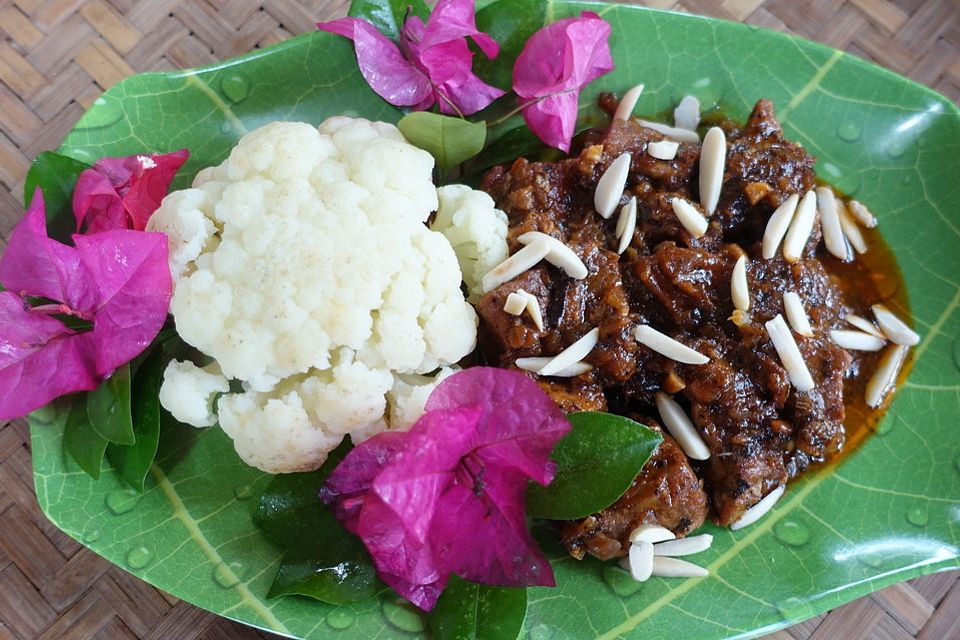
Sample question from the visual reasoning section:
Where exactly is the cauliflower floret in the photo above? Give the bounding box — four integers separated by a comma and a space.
158, 360, 229, 427
431, 184, 509, 301
150, 118, 491, 473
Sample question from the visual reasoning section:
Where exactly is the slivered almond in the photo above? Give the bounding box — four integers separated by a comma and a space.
655, 392, 711, 460
783, 291, 813, 337
846, 314, 884, 338
503, 291, 528, 315
816, 187, 849, 260
782, 190, 818, 263
670, 198, 709, 238
653, 534, 713, 557
762, 194, 799, 259
635, 325, 709, 365
594, 153, 632, 219
481, 240, 550, 293
730, 485, 786, 531
847, 199, 878, 227
525, 294, 544, 331
865, 344, 909, 408
628, 541, 655, 582
539, 328, 600, 377
698, 127, 726, 216
517, 231, 588, 279
617, 197, 638, 254
731, 255, 749, 311
673, 95, 701, 131
514, 357, 592, 377
629, 525, 675, 544
871, 304, 920, 346
651, 556, 709, 578
837, 201, 868, 254
614, 84, 645, 121
765, 314, 815, 391
830, 330, 886, 351
636, 119, 700, 143
647, 140, 679, 160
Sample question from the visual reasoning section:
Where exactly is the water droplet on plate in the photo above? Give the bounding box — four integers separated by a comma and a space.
602, 564, 642, 596
234, 484, 254, 499
836, 122, 862, 142
106, 488, 142, 514
900, 175, 913, 186
773, 519, 810, 547
886, 139, 909, 159
82, 527, 100, 543
906, 506, 928, 527
776, 596, 816, 620
875, 417, 894, 436
382, 597, 425, 633
214, 561, 248, 587
220, 74, 249, 102
74, 95, 124, 129
326, 609, 355, 630
126, 546, 153, 569
861, 553, 885, 568
528, 623, 563, 640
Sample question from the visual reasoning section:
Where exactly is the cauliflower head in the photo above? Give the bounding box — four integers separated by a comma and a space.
149, 118, 485, 473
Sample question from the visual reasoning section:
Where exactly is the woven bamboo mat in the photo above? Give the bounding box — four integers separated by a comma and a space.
0, 1, 958, 639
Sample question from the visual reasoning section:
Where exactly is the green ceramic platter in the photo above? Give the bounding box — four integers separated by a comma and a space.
29, 2, 960, 639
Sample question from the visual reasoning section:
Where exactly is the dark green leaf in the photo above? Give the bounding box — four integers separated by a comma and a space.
474, 0, 547, 90
253, 439, 353, 546
86, 364, 135, 445
107, 347, 163, 491
348, 0, 430, 41
267, 508, 384, 604
23, 151, 89, 244
526, 411, 662, 520
63, 396, 108, 479
428, 575, 526, 640
397, 112, 487, 174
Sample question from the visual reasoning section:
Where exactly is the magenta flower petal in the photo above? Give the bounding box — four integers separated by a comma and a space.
520, 92, 579, 153
417, 40, 505, 115
72, 170, 127, 233
0, 292, 98, 421
74, 230, 172, 376
318, 17, 434, 108
419, 0, 499, 59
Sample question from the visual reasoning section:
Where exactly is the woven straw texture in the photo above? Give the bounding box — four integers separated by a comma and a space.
0, 1, 957, 638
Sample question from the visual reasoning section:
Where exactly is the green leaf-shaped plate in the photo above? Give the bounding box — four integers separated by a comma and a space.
30, 2, 959, 639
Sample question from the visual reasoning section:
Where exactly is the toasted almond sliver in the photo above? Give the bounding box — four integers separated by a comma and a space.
517, 231, 588, 279
731, 255, 749, 311
830, 330, 886, 351
655, 392, 711, 460
837, 201, 868, 254
783, 291, 813, 337
614, 84, 645, 121
670, 198, 709, 238
503, 291, 527, 315
653, 534, 713, 557
698, 127, 726, 216
648, 140, 679, 160
480, 239, 550, 293
617, 197, 638, 254
539, 328, 600, 377
514, 357, 592, 377
673, 95, 701, 132
762, 194, 799, 259
629, 525, 676, 544
524, 294, 544, 331
730, 485, 786, 531
628, 541, 655, 582
865, 344, 909, 408
782, 190, 817, 263
847, 200, 878, 227
636, 119, 701, 144
765, 314, 815, 391
595, 153, 632, 219
636, 325, 709, 365
846, 314, 885, 338
816, 187, 850, 260
872, 304, 920, 346
651, 556, 709, 578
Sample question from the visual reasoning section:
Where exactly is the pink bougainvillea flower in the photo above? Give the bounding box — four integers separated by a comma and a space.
318, 0, 504, 115
0, 190, 172, 420
73, 149, 188, 232
320, 367, 571, 610
513, 12, 614, 152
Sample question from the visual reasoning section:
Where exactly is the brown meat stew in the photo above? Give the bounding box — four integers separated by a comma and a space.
476, 99, 908, 561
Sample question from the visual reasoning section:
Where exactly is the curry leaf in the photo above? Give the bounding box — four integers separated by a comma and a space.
427, 575, 526, 640
86, 363, 134, 445
397, 112, 486, 174
23, 151, 89, 244
348, 0, 430, 41
63, 396, 108, 479
526, 412, 662, 520
107, 346, 163, 491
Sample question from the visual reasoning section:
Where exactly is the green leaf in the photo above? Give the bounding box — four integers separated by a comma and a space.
86, 363, 135, 445
23, 151, 89, 244
107, 347, 163, 491
348, 0, 430, 41
474, 0, 547, 90
526, 412, 662, 520
397, 112, 487, 174
62, 396, 109, 480
267, 509, 384, 604
428, 575, 526, 640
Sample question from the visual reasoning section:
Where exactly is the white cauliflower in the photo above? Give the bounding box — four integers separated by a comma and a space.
158, 360, 229, 427
149, 118, 492, 473
431, 185, 509, 301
